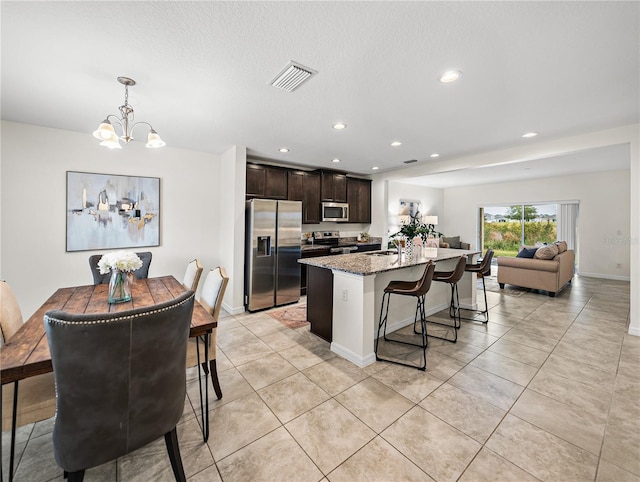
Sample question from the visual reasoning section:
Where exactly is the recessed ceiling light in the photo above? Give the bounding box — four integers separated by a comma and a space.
390, 141, 402, 147
439, 70, 462, 83
279, 147, 290, 153
522, 132, 539, 138
372, 166, 379, 170
331, 158, 341, 163
430, 153, 440, 158
332, 123, 347, 130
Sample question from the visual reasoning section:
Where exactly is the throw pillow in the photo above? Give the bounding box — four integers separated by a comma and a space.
442, 236, 461, 249
553, 241, 568, 253
534, 244, 559, 260
516, 246, 537, 258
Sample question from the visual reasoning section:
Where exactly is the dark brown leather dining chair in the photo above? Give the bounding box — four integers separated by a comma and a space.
44, 291, 195, 482
88, 251, 153, 284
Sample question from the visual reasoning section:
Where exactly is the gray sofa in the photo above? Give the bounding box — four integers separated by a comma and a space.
439, 236, 471, 250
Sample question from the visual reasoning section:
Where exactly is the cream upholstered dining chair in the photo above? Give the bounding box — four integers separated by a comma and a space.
197, 266, 229, 399
44, 291, 195, 482
182, 259, 203, 292
1, 280, 23, 346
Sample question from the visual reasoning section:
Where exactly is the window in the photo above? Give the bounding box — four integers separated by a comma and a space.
480, 203, 558, 257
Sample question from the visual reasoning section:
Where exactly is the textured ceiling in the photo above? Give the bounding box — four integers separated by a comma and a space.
1, 1, 638, 180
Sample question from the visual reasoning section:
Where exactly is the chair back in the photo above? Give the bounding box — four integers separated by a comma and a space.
134, 251, 153, 279
0, 280, 24, 346
88, 255, 111, 284
182, 259, 203, 292
44, 291, 195, 473
89, 251, 153, 284
199, 266, 229, 320
479, 249, 494, 277
451, 255, 468, 283
414, 261, 436, 297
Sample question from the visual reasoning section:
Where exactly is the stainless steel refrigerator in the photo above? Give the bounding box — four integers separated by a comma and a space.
245, 199, 302, 311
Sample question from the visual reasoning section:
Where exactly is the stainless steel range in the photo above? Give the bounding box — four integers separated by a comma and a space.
313, 231, 357, 255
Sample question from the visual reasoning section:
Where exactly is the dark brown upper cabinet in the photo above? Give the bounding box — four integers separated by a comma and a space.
246, 164, 288, 199
302, 172, 321, 224
321, 171, 347, 202
287, 170, 304, 201
347, 177, 372, 223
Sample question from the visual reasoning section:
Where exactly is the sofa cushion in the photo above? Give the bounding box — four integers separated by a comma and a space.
535, 244, 559, 260
442, 236, 460, 249
553, 241, 568, 253
516, 247, 537, 258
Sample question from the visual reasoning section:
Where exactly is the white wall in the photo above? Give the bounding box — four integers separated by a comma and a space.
220, 145, 247, 314
1, 121, 223, 318
375, 180, 444, 247
443, 170, 631, 279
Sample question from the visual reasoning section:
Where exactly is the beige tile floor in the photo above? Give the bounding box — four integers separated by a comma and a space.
2, 275, 639, 481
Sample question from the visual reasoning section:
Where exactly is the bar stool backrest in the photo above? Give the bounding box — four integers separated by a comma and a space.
415, 261, 436, 296
479, 249, 494, 277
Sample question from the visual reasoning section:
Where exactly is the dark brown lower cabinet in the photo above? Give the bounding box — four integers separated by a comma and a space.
306, 265, 333, 342
300, 248, 331, 295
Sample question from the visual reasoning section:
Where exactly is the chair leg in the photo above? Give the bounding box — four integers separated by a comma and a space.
376, 293, 427, 370
164, 427, 187, 482
425, 283, 458, 343
66, 471, 85, 482
209, 359, 223, 399
375, 292, 391, 356
459, 275, 489, 323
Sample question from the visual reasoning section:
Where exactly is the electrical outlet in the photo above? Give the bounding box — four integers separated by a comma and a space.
341, 289, 348, 301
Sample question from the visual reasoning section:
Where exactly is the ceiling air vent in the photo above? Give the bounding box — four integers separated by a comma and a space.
404, 159, 418, 164
269, 61, 318, 92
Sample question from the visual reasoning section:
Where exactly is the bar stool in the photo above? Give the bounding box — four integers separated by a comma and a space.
375, 261, 435, 371
430, 255, 468, 342
461, 249, 494, 323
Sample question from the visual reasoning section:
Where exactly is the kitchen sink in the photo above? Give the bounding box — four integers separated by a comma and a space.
364, 250, 398, 256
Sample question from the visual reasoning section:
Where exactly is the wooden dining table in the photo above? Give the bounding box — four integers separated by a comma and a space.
1, 276, 216, 482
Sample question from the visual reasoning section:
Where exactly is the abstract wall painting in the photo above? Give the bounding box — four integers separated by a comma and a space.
66, 171, 160, 252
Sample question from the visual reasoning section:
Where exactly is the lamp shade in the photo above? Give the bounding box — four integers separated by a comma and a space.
423, 215, 438, 225
99, 132, 122, 149
146, 130, 166, 148
93, 120, 116, 140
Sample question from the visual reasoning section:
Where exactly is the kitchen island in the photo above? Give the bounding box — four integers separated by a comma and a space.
298, 248, 480, 367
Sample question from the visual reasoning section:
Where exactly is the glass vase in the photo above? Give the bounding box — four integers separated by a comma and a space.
405, 238, 414, 259
108, 269, 132, 303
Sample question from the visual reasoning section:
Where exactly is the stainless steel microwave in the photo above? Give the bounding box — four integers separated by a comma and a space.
321, 202, 349, 222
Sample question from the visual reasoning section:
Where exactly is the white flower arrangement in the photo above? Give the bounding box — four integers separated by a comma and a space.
98, 251, 143, 274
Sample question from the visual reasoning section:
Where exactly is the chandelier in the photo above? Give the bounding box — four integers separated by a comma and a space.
92, 76, 165, 149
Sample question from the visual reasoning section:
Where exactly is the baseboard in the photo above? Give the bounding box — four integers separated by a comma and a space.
628, 327, 640, 337
330, 342, 377, 368
578, 272, 631, 282
223, 302, 245, 315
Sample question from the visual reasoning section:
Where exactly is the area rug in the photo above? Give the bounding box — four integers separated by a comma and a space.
267, 304, 310, 329
482, 275, 528, 297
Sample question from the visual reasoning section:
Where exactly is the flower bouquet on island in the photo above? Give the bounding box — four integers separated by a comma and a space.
98, 251, 142, 303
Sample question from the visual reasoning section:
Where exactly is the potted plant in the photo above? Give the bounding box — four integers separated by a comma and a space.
390, 212, 423, 257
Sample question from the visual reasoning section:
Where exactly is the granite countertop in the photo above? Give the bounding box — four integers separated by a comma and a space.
301, 238, 382, 252
298, 248, 481, 275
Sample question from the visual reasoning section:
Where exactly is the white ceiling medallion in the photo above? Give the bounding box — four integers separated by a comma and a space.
269, 61, 318, 92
